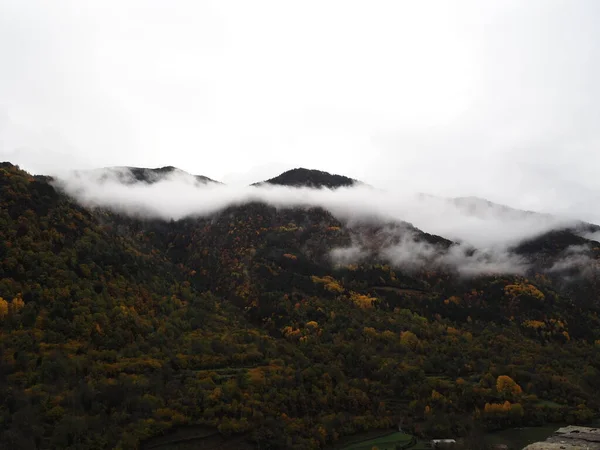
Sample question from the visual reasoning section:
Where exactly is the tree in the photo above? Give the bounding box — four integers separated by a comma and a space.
496, 375, 522, 399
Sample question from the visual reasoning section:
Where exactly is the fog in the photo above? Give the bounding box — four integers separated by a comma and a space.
2, 1, 600, 225
581, 231, 600, 243
331, 233, 528, 277
53, 168, 580, 276
547, 245, 593, 274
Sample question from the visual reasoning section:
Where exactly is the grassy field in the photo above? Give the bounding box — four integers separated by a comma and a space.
333, 430, 399, 449
342, 431, 414, 450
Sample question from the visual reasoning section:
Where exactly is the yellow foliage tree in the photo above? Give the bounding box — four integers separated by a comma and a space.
10, 296, 24, 314
349, 291, 376, 309
381, 330, 396, 341
311, 276, 344, 293
504, 283, 545, 301
0, 297, 8, 320
363, 327, 378, 342
400, 330, 419, 350
209, 387, 223, 402
282, 326, 302, 339
444, 296, 461, 305
496, 375, 522, 397
523, 320, 545, 329
484, 400, 512, 414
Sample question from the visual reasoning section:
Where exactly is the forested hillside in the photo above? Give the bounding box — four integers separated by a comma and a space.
1, 162, 600, 450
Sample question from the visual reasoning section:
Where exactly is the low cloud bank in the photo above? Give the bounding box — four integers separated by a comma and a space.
55, 168, 574, 245
53, 168, 584, 276
546, 244, 600, 278
330, 229, 528, 277
581, 231, 600, 243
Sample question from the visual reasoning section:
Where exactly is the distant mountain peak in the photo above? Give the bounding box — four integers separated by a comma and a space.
0, 161, 16, 169
96, 165, 219, 184
258, 168, 358, 189
450, 196, 553, 219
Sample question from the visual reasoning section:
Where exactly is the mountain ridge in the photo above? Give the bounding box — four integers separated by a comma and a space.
256, 167, 358, 188
2, 161, 600, 449
95, 165, 219, 185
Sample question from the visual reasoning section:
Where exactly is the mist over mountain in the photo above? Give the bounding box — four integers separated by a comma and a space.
47, 162, 600, 285
3, 161, 600, 449
111, 166, 218, 185
450, 196, 554, 222
82, 165, 219, 185
53, 166, 576, 240
4, 1, 600, 448
42, 160, 600, 284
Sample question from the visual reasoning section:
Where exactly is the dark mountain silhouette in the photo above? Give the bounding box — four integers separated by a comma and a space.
103, 165, 218, 184
258, 167, 357, 188
2, 161, 600, 449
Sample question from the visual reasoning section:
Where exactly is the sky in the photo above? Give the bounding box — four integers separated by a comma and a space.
1, 0, 600, 221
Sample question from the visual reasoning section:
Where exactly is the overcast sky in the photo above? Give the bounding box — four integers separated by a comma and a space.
1, 0, 600, 221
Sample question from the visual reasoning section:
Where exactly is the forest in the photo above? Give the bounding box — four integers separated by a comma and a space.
1, 162, 600, 449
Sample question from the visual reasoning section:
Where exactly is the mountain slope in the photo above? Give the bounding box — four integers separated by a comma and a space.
259, 168, 357, 188
2, 162, 600, 450
95, 165, 219, 185
0, 163, 256, 448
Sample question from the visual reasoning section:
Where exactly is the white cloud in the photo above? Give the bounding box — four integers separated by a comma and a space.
543, 244, 600, 284
55, 169, 572, 239
330, 228, 528, 277
2, 0, 600, 223
330, 246, 368, 266
581, 231, 600, 243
